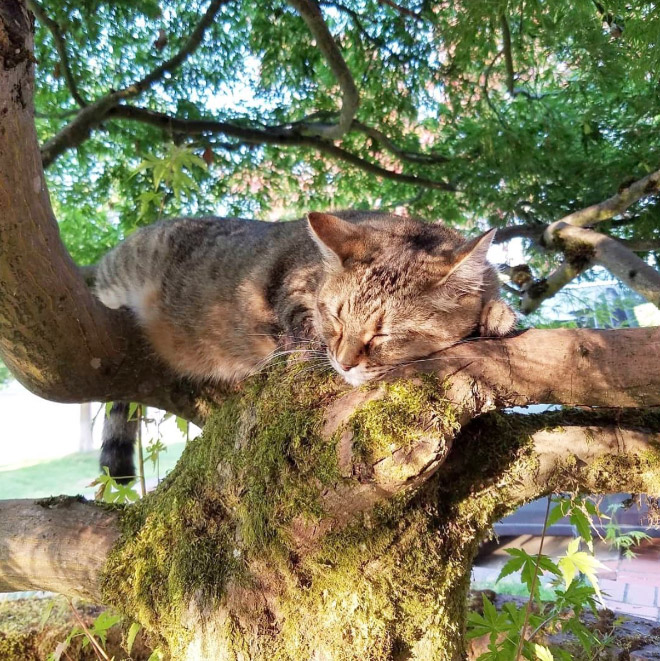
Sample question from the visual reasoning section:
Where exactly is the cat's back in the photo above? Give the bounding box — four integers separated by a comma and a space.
95, 216, 299, 312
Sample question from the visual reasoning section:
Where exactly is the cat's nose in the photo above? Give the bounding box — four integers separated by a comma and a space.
340, 362, 358, 371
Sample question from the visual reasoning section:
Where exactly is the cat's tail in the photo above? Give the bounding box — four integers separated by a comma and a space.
100, 401, 138, 484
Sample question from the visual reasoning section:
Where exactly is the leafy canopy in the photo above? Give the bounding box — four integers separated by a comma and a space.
32, 0, 660, 273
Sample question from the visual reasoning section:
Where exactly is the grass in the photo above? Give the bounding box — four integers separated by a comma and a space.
0, 443, 186, 500
471, 577, 556, 601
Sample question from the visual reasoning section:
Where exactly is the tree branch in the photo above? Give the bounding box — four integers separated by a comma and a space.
0, 497, 120, 600
623, 238, 660, 252
444, 409, 660, 510
375, 0, 423, 21
500, 14, 515, 96
351, 119, 450, 164
27, 0, 87, 107
519, 261, 582, 314
0, 15, 224, 419
4, 404, 660, 600
511, 169, 660, 312
545, 222, 660, 307
520, 231, 660, 315
287, 0, 359, 140
550, 167, 660, 229
106, 105, 456, 190
493, 223, 545, 244
40, 0, 227, 167
121, 0, 228, 99
398, 327, 660, 409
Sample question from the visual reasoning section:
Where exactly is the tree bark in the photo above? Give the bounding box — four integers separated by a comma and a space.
2, 380, 659, 659
0, 497, 119, 600
4, 4, 660, 659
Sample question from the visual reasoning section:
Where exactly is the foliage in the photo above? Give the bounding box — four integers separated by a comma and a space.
467, 494, 651, 660
31, 0, 660, 280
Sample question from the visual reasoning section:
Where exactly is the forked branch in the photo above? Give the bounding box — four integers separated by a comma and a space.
41, 0, 228, 167
287, 0, 359, 140
27, 0, 87, 106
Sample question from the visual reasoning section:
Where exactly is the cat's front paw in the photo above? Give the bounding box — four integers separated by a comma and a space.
479, 299, 517, 337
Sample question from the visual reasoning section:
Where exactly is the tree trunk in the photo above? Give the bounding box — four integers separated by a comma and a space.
3, 366, 659, 659
3, 3, 660, 659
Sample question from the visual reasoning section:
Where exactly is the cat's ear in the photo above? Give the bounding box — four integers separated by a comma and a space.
307, 212, 367, 267
437, 228, 496, 292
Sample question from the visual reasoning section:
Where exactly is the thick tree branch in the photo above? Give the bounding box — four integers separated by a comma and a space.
550, 167, 660, 229
624, 238, 660, 252
402, 327, 660, 409
27, 0, 87, 106
40, 0, 227, 167
0, 497, 120, 600
287, 0, 359, 140
106, 105, 456, 190
3, 405, 660, 600
0, 17, 224, 419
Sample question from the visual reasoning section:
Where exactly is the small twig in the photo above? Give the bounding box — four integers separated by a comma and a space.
137, 405, 146, 498
482, 51, 510, 131
27, 0, 88, 107
375, 0, 423, 21
515, 495, 552, 661
66, 599, 109, 661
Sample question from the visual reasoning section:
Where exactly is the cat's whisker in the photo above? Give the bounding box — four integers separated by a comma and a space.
239, 348, 331, 382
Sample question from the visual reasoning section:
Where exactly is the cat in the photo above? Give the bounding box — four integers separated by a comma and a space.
94, 210, 515, 478
99, 401, 138, 484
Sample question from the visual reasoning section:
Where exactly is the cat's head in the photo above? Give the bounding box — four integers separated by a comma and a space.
308, 212, 497, 386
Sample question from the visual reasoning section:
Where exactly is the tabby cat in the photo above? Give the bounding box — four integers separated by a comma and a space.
95, 210, 515, 478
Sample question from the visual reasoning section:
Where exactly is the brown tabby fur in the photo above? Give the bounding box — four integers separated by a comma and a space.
95, 210, 515, 386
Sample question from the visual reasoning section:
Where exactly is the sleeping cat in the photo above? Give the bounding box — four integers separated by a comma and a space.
95, 210, 515, 479
96, 210, 515, 386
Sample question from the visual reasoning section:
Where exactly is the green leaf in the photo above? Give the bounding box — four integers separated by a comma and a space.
569, 507, 593, 550
557, 538, 604, 594
39, 599, 56, 631
126, 621, 141, 655
146, 438, 167, 469
534, 643, 554, 661
498, 548, 560, 600
128, 402, 139, 421
176, 415, 189, 437
546, 502, 567, 528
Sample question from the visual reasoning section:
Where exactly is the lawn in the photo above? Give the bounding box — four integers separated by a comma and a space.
0, 443, 186, 500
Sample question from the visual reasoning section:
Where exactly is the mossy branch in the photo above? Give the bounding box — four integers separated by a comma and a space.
3, 366, 660, 658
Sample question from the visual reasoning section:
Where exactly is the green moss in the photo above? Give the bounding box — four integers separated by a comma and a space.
102, 395, 243, 644
0, 633, 34, 660
349, 374, 459, 464
102, 363, 346, 653
101, 368, 660, 659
